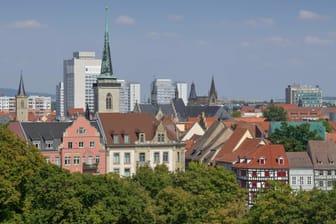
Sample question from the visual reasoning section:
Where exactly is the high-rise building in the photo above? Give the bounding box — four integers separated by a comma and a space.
93, 7, 121, 113
151, 79, 187, 105
63, 51, 101, 115
56, 81, 64, 119
285, 84, 322, 107
119, 80, 141, 112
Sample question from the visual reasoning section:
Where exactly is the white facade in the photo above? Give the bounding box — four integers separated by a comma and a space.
0, 96, 16, 113
119, 80, 141, 112
289, 169, 314, 191
63, 51, 101, 115
56, 82, 64, 119
176, 82, 188, 105
151, 78, 187, 105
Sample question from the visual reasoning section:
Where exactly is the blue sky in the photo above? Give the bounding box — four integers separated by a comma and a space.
1, 1, 336, 101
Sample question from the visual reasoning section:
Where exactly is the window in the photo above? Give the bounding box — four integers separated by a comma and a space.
139, 152, 145, 164
68, 142, 73, 149
77, 127, 86, 134
45, 156, 50, 163
259, 157, 265, 165
278, 157, 284, 165
154, 152, 160, 163
55, 156, 61, 166
79, 141, 84, 148
240, 170, 246, 176
113, 168, 120, 174
328, 170, 332, 176
328, 181, 333, 187
113, 135, 119, 144
139, 133, 145, 143
307, 176, 312, 185
96, 155, 100, 164
252, 171, 257, 177
106, 93, 112, 110
163, 152, 169, 163
177, 151, 180, 162
299, 176, 304, 185
264, 171, 270, 177
90, 141, 95, 148
124, 152, 130, 164
252, 181, 257, 188
74, 156, 80, 165
124, 168, 131, 177
124, 135, 129, 143
319, 170, 324, 176
88, 155, 93, 165
277, 171, 286, 177
319, 181, 324, 187
292, 176, 297, 185
33, 141, 40, 149
82, 155, 86, 163
157, 133, 165, 143
65, 156, 71, 166
114, 153, 120, 164
46, 141, 53, 149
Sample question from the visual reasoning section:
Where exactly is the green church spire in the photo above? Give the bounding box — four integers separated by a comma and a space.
99, 6, 115, 79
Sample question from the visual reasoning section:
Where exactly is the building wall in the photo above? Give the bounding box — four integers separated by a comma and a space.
289, 168, 314, 190
151, 79, 177, 104
285, 85, 322, 107
62, 116, 105, 174
56, 81, 64, 119
93, 79, 121, 113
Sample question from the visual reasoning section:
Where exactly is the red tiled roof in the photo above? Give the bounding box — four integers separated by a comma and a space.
185, 134, 202, 156
235, 117, 266, 123
240, 106, 256, 113
233, 144, 288, 169
326, 133, 336, 143
67, 108, 84, 115
7, 121, 26, 140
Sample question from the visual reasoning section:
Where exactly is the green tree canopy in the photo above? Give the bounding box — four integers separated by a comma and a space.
269, 122, 323, 152
263, 105, 287, 121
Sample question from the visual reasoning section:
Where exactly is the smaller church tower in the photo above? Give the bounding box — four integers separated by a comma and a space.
208, 76, 218, 106
93, 7, 121, 113
16, 74, 28, 121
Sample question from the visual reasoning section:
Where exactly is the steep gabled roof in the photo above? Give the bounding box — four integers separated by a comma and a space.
286, 151, 313, 169
307, 140, 336, 169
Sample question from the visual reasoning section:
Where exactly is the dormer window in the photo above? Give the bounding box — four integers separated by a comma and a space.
45, 140, 53, 149
124, 135, 129, 144
113, 135, 119, 144
157, 133, 165, 143
259, 157, 265, 165
139, 133, 145, 143
77, 127, 86, 134
278, 156, 284, 165
33, 141, 40, 149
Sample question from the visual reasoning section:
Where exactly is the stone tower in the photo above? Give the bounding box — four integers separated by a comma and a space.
16, 74, 28, 121
93, 7, 121, 113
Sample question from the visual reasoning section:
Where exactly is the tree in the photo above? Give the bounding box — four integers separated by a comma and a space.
231, 110, 241, 118
269, 122, 322, 152
318, 119, 332, 133
263, 105, 287, 121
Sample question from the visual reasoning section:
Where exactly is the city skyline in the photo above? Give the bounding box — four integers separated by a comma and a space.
1, 1, 336, 101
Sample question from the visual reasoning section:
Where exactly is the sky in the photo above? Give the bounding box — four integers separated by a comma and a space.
1, 0, 336, 101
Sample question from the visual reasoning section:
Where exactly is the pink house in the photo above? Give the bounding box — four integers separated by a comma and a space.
62, 116, 105, 174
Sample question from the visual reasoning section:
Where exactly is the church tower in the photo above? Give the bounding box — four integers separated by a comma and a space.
16, 74, 28, 121
208, 76, 218, 106
93, 7, 121, 113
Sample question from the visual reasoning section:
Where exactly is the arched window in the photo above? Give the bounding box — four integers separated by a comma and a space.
106, 93, 112, 110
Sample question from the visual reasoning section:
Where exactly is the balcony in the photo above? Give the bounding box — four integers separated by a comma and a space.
83, 163, 98, 173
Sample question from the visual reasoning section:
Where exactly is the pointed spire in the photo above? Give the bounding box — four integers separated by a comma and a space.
209, 76, 217, 99
85, 103, 90, 120
99, 6, 115, 79
17, 71, 26, 96
189, 82, 197, 100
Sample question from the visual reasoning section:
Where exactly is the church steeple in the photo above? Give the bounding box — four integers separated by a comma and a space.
208, 76, 218, 106
99, 6, 115, 79
189, 82, 197, 100
17, 72, 26, 96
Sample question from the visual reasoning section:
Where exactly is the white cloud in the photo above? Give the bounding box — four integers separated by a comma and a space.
146, 31, 178, 40
12, 19, 44, 29
168, 15, 184, 23
304, 36, 333, 45
299, 10, 325, 21
244, 18, 274, 27
267, 36, 289, 45
115, 15, 135, 25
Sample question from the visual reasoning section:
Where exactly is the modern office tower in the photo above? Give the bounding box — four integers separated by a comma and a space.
119, 80, 141, 112
176, 82, 188, 105
151, 79, 187, 105
56, 81, 64, 119
285, 84, 322, 107
93, 8, 121, 113
63, 51, 101, 115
